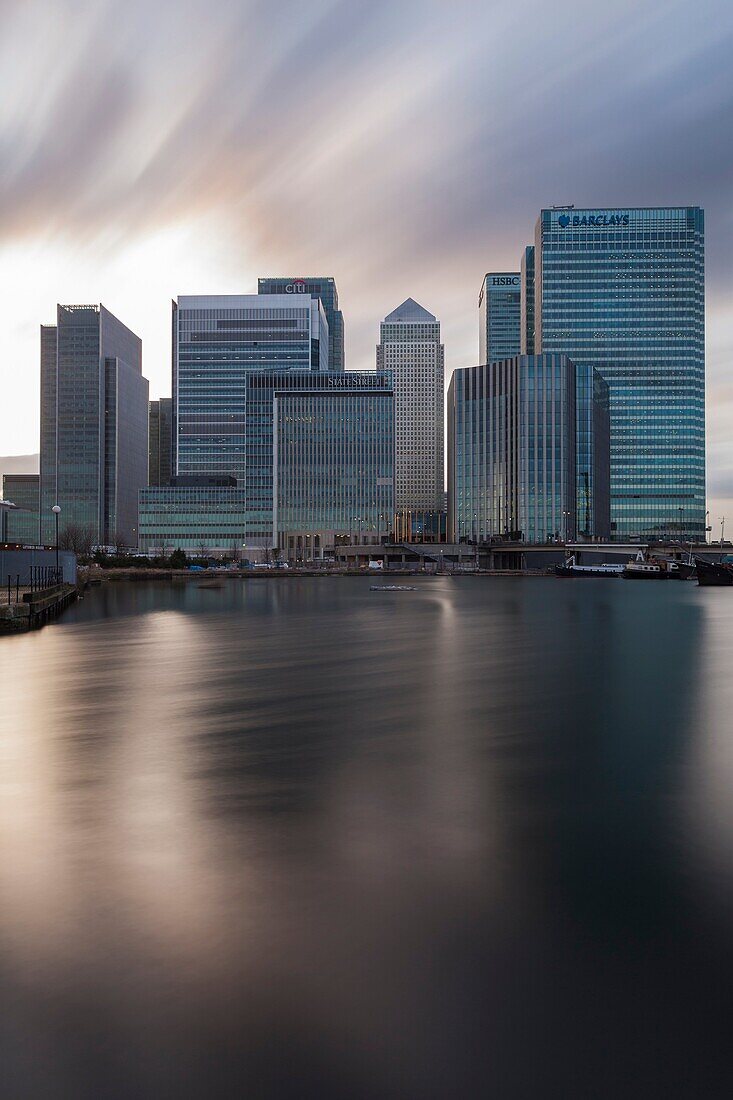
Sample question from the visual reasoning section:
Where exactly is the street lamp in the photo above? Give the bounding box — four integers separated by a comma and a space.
51, 504, 61, 579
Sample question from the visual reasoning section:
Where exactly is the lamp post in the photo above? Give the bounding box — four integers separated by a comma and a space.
51, 504, 61, 580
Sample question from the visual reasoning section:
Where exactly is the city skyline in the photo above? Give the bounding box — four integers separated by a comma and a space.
1, 0, 732, 525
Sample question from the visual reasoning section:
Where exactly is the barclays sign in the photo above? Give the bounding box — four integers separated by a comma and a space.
558, 213, 629, 228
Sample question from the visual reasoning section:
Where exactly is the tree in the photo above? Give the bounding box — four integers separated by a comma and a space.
169, 548, 187, 570
58, 522, 96, 559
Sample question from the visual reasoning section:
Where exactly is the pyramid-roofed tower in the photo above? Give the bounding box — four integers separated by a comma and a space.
383, 298, 437, 324
377, 300, 444, 514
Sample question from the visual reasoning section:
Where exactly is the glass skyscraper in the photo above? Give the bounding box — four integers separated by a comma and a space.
148, 398, 173, 486
172, 294, 329, 481
1, 474, 40, 544
534, 207, 705, 540
520, 246, 535, 354
478, 273, 521, 363
39, 305, 148, 546
258, 277, 344, 372
248, 370, 393, 545
576, 364, 611, 540
447, 356, 610, 544
274, 377, 394, 559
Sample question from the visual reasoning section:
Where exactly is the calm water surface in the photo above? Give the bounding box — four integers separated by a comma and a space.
1, 576, 732, 1098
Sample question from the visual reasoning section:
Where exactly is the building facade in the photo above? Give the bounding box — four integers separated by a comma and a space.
138, 477, 249, 555
534, 206, 705, 540
258, 277, 344, 372
39, 304, 148, 547
376, 298, 444, 512
148, 398, 173, 486
520, 246, 535, 354
576, 364, 611, 540
274, 376, 394, 560
447, 355, 610, 544
172, 294, 328, 482
1, 474, 40, 544
479, 273, 521, 363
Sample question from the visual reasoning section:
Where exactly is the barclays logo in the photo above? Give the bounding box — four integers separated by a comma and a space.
558, 212, 629, 228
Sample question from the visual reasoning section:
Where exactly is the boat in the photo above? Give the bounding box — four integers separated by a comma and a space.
659, 557, 696, 580
694, 558, 733, 587
370, 585, 417, 592
555, 555, 623, 578
623, 550, 669, 580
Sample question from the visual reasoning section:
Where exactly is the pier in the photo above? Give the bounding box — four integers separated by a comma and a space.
0, 568, 78, 634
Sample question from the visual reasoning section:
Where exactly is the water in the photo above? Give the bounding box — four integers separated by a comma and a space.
1, 576, 732, 1098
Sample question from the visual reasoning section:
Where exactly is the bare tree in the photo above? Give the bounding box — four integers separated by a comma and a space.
59, 522, 96, 558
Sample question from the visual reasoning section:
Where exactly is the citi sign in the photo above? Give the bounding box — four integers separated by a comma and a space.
491, 276, 519, 286
558, 213, 629, 228
285, 280, 307, 293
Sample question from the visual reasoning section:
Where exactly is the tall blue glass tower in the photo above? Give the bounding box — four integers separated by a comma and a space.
478, 273, 521, 363
447, 356, 610, 544
172, 294, 328, 481
534, 207, 705, 540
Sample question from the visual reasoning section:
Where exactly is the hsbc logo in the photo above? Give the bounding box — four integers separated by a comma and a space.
491, 276, 519, 286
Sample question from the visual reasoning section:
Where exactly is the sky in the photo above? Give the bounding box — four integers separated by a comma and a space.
1, 0, 732, 526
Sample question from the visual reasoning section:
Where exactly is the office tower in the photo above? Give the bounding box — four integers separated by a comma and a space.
447, 356, 610, 544
172, 295, 328, 480
520, 246, 535, 354
274, 374, 394, 559
138, 476, 248, 555
148, 398, 173, 486
39, 323, 57, 541
376, 298, 444, 512
39, 305, 148, 546
479, 273, 521, 363
576, 364, 611, 540
534, 206, 705, 540
258, 277, 345, 372
243, 369, 390, 546
1, 474, 39, 544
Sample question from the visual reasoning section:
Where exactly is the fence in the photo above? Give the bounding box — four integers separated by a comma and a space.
1, 566, 63, 606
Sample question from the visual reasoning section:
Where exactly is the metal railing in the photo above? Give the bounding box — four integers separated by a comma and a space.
2, 567, 63, 606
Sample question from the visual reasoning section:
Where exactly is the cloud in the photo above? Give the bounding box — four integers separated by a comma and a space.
0, 0, 732, 509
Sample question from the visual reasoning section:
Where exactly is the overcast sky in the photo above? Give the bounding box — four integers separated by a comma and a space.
1, 0, 732, 522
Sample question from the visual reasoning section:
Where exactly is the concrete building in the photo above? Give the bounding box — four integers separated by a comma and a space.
479, 273, 521, 363
258, 277, 344, 372
376, 298, 444, 512
447, 356, 610, 544
39, 304, 148, 547
534, 206, 705, 540
148, 398, 173, 486
172, 294, 328, 482
274, 374, 394, 560
1, 474, 40, 544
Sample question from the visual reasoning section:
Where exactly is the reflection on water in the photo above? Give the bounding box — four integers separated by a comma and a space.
1, 577, 732, 1098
